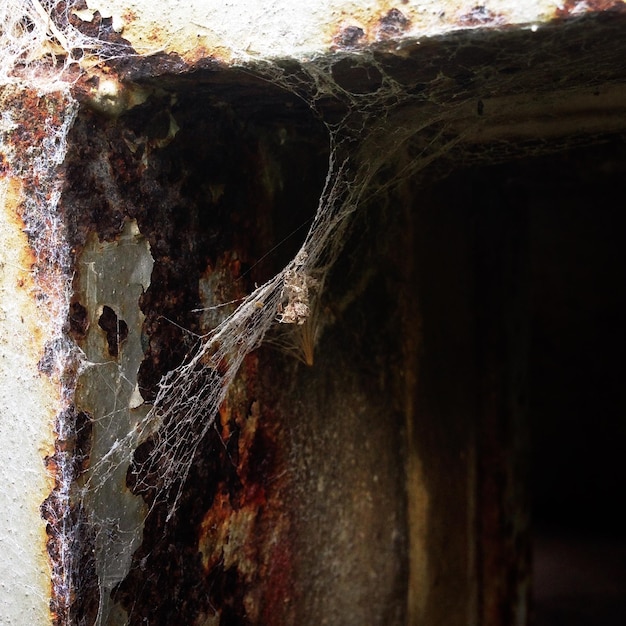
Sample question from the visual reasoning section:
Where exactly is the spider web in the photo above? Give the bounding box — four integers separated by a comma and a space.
2, 3, 483, 624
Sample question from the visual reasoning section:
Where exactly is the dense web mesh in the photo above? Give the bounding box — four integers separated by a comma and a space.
126, 90, 468, 520
2, 2, 485, 623
0, 0, 119, 83
5, 0, 626, 622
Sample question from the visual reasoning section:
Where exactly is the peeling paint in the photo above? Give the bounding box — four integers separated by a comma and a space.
0, 176, 57, 626
73, 219, 153, 626
1, 83, 77, 626
3, 0, 626, 624
77, 0, 626, 64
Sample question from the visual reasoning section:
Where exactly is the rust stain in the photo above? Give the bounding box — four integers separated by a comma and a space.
114, 351, 293, 624
3, 177, 36, 263
1, 89, 71, 305
457, 5, 506, 27
327, 1, 505, 51
12, 0, 625, 76
0, 152, 9, 176
197, 362, 294, 624
375, 8, 412, 40
41, 407, 94, 626
327, 0, 626, 54
67, 4, 134, 52
59, 87, 314, 622
2, 178, 46, 352
2, 86, 80, 624
330, 3, 412, 49
121, 21, 233, 65
68, 300, 89, 342
555, 0, 626, 17
333, 24, 366, 49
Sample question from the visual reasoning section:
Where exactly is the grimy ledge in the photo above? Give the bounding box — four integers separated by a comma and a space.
1, 1, 625, 625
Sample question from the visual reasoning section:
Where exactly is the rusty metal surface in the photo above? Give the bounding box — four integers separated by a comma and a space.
57, 85, 329, 624
78, 0, 626, 63
3, 0, 626, 624
54, 7, 626, 623
64, 4, 626, 171
0, 85, 75, 625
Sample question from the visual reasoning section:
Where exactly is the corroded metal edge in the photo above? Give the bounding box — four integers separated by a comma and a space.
0, 85, 77, 625
77, 0, 626, 63
2, 0, 626, 623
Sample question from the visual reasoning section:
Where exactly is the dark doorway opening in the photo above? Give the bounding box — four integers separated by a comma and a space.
526, 140, 626, 626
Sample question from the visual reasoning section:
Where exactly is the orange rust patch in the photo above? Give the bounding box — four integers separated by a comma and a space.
194, 356, 293, 623
2, 175, 56, 381
122, 8, 137, 23
198, 395, 269, 573
4, 177, 37, 271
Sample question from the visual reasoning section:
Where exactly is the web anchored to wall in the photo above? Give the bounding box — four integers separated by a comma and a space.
0, 11, 435, 626
3, 1, 626, 624
67, 55, 467, 626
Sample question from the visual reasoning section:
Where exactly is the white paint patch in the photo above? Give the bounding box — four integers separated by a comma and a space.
0, 179, 55, 626
84, 0, 561, 61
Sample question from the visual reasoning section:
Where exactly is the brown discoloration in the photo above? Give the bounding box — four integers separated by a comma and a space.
2, 85, 88, 625
114, 354, 294, 625
56, 69, 327, 623
10, 3, 624, 622
68, 301, 89, 341
555, 0, 626, 18
1, 89, 73, 307
42, 408, 96, 626
325, 0, 624, 54
64, 0, 134, 51
196, 390, 294, 625
333, 24, 366, 49
0, 152, 9, 176
375, 8, 411, 40
458, 5, 506, 27
2, 178, 38, 283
